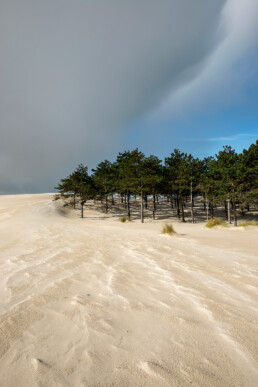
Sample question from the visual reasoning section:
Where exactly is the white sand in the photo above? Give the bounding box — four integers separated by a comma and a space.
0, 193, 257, 386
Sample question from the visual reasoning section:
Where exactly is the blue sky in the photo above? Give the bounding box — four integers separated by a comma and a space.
122, 23, 258, 161
123, 96, 258, 161
123, 116, 258, 161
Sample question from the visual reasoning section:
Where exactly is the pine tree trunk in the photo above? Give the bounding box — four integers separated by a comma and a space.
227, 198, 231, 224
210, 198, 214, 219
152, 191, 156, 220
181, 193, 185, 222
105, 196, 108, 213
112, 194, 114, 205
141, 188, 144, 223
190, 181, 194, 224
81, 203, 84, 218
224, 202, 228, 220
127, 192, 130, 218
73, 193, 76, 209
233, 202, 237, 226
206, 194, 209, 221
176, 193, 180, 218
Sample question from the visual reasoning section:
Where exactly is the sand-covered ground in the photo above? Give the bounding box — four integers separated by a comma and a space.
0, 193, 257, 386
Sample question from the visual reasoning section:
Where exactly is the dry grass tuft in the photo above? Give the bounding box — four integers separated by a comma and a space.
162, 223, 176, 235
237, 220, 258, 227
206, 218, 227, 228
120, 216, 130, 223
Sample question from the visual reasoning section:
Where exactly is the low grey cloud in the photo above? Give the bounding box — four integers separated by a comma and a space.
0, 0, 227, 193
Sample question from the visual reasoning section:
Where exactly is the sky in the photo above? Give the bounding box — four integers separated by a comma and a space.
0, 0, 257, 193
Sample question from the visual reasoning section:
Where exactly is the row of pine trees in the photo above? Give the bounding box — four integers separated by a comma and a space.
55, 141, 257, 225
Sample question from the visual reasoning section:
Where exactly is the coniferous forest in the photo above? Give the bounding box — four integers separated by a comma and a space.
55, 140, 258, 226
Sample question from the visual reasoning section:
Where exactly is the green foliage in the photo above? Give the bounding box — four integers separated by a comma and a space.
162, 224, 175, 235
92, 160, 117, 198
239, 141, 258, 205
55, 140, 257, 224
165, 149, 188, 193
116, 149, 145, 193
206, 218, 228, 228
56, 164, 95, 204
237, 220, 258, 227
213, 146, 240, 200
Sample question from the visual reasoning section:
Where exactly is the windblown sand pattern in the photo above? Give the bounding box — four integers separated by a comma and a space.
0, 194, 257, 386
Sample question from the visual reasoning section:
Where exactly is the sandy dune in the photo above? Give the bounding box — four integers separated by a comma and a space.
0, 194, 257, 386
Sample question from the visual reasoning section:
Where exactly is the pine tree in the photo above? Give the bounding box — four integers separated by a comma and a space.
141, 155, 162, 220
165, 150, 189, 222
56, 164, 94, 217
116, 149, 145, 219
213, 146, 240, 226
55, 141, 257, 224
187, 155, 203, 223
92, 160, 116, 213
240, 140, 258, 209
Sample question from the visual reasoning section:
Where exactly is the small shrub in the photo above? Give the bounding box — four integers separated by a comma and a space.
120, 216, 130, 223
238, 220, 258, 227
63, 202, 69, 207
162, 223, 175, 235
206, 218, 227, 228
53, 195, 60, 201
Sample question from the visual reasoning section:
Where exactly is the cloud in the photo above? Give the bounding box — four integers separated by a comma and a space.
151, 0, 258, 119
0, 0, 241, 193
207, 133, 258, 142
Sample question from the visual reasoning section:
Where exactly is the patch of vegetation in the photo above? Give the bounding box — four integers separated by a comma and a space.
120, 216, 130, 223
55, 141, 257, 225
237, 220, 258, 227
206, 218, 227, 228
53, 194, 60, 201
162, 223, 175, 235
63, 202, 69, 207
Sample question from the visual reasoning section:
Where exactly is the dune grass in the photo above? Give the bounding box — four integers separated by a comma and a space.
206, 218, 228, 228
120, 216, 130, 223
237, 220, 258, 227
162, 223, 176, 235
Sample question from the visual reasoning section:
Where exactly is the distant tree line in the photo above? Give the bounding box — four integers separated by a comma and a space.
55, 141, 258, 226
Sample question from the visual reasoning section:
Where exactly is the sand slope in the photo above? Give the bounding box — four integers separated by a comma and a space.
0, 194, 257, 386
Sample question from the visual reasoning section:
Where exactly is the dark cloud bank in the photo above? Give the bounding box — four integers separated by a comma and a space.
0, 0, 226, 193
